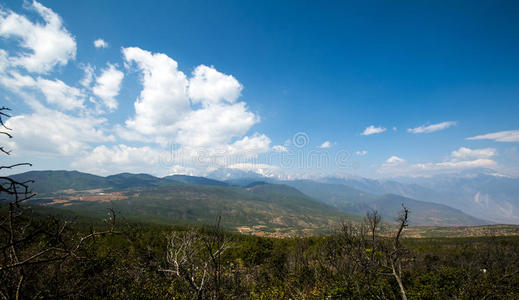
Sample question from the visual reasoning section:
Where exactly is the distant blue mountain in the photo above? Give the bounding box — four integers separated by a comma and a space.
163, 174, 228, 186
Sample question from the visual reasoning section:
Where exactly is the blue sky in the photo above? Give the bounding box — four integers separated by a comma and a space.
1, 0, 518, 178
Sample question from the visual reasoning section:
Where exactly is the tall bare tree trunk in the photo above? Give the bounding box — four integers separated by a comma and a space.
391, 260, 407, 300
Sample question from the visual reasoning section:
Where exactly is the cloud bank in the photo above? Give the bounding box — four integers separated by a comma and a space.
0, 1, 272, 176
378, 147, 500, 176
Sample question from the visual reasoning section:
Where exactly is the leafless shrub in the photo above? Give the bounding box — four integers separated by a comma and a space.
0, 107, 120, 299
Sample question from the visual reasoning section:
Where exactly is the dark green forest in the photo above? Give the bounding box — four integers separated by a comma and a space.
1, 210, 519, 299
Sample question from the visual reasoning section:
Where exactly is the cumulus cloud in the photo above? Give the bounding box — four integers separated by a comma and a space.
122, 47, 264, 152
432, 159, 497, 170
5, 106, 114, 156
0, 49, 9, 73
188, 65, 242, 106
0, 1, 76, 73
93, 38, 108, 48
0, 2, 271, 176
272, 145, 288, 153
227, 163, 279, 178
80, 64, 94, 88
385, 156, 405, 165
0, 70, 85, 110
466, 130, 519, 142
35, 77, 85, 110
451, 147, 496, 160
0, 70, 35, 92
175, 102, 258, 147
378, 156, 407, 174
72, 144, 162, 175
407, 121, 457, 134
226, 134, 271, 156
122, 47, 191, 136
320, 141, 331, 148
356, 150, 367, 156
361, 125, 386, 136
378, 147, 500, 176
92, 64, 124, 110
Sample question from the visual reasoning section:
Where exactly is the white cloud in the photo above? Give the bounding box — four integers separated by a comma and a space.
0, 49, 9, 73
5, 106, 114, 157
385, 156, 405, 165
272, 145, 288, 153
451, 147, 496, 160
407, 121, 457, 134
226, 134, 271, 156
175, 102, 258, 147
0, 70, 84, 111
169, 134, 271, 172
378, 156, 406, 172
72, 144, 162, 176
361, 125, 386, 136
378, 147, 500, 176
75, 134, 272, 176
92, 64, 124, 111
228, 163, 279, 178
0, 1, 76, 73
0, 1, 271, 176
122, 47, 191, 136
168, 165, 199, 176
94, 38, 108, 48
122, 47, 264, 152
320, 141, 331, 148
356, 150, 367, 156
35, 77, 85, 110
0, 70, 37, 93
188, 65, 242, 106
433, 159, 497, 170
80, 64, 94, 87
466, 130, 519, 142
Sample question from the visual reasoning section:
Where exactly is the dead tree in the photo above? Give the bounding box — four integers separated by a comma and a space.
0, 107, 119, 299
0, 106, 36, 300
331, 206, 410, 299
163, 229, 209, 299
201, 216, 229, 299
366, 209, 382, 262
383, 204, 409, 300
333, 218, 379, 298
161, 218, 230, 300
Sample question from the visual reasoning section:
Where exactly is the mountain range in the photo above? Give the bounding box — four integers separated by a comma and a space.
5, 170, 499, 236
314, 171, 519, 224
206, 168, 519, 224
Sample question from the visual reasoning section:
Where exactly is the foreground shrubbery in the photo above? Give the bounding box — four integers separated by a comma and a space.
1, 211, 518, 299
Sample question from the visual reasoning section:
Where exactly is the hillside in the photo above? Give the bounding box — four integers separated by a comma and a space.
39, 184, 353, 237
163, 174, 229, 186
9, 170, 109, 194
285, 180, 488, 226
319, 174, 519, 224
9, 171, 229, 194
368, 194, 487, 226
10, 171, 356, 236
8, 170, 489, 232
